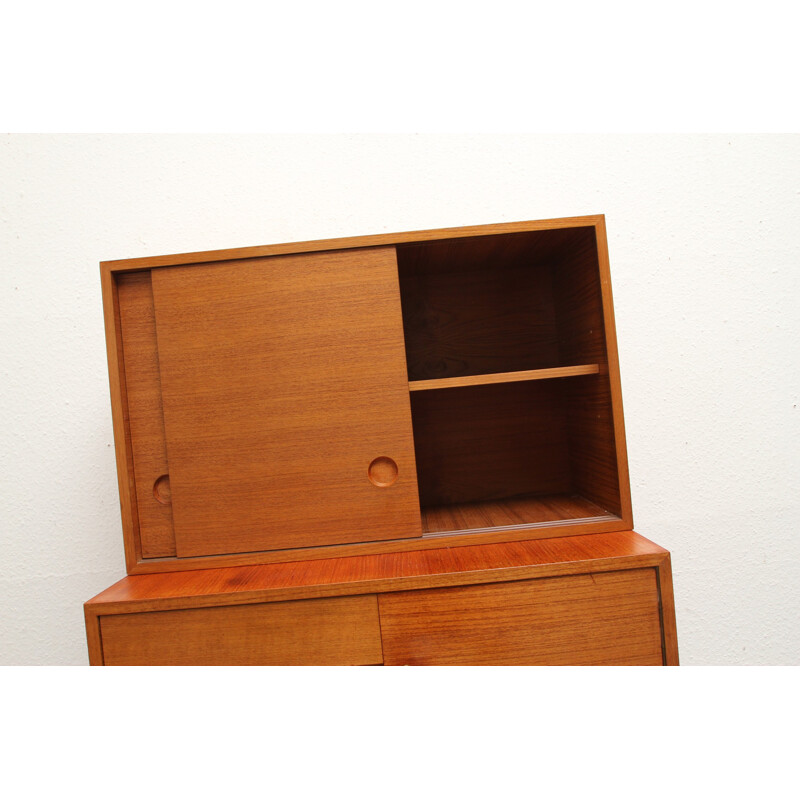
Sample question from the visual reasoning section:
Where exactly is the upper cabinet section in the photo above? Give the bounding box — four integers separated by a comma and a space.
101, 216, 632, 574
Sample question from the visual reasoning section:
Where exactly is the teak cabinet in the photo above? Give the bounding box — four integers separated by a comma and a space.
85, 215, 678, 665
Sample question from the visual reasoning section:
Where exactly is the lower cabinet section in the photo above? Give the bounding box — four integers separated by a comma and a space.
379, 569, 664, 666
100, 595, 383, 666
85, 531, 679, 665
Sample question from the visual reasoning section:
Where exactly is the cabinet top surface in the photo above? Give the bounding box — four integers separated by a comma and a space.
101, 214, 606, 272
85, 530, 665, 610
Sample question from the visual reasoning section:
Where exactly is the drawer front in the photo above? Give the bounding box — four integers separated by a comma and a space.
99, 594, 383, 665
379, 568, 664, 665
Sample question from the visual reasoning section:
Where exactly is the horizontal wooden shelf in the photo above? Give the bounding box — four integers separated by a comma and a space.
408, 364, 600, 392
421, 493, 616, 535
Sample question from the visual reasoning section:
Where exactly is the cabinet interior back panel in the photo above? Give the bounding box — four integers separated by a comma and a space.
411, 380, 572, 507
396, 227, 601, 381
149, 247, 423, 557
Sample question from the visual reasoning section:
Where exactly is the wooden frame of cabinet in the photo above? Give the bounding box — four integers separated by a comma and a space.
101, 215, 633, 575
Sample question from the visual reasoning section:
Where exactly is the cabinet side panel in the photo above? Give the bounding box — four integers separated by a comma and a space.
152, 247, 422, 557
84, 606, 105, 665
564, 376, 621, 516
657, 555, 680, 665
102, 266, 140, 571
117, 272, 176, 558
379, 568, 663, 665
99, 595, 383, 665
552, 230, 621, 516
592, 219, 632, 523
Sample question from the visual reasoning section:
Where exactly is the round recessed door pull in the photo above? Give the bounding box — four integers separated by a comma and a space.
153, 474, 172, 504
368, 456, 398, 487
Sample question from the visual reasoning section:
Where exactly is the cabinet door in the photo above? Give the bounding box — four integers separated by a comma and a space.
151, 247, 421, 556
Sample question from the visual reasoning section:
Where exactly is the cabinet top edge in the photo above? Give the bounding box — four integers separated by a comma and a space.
100, 214, 607, 273
84, 529, 666, 610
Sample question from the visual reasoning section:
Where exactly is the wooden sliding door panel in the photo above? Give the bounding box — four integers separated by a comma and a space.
100, 595, 383, 666
151, 247, 422, 557
379, 568, 664, 665
116, 272, 176, 558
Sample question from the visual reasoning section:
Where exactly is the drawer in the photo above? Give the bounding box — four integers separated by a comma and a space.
99, 594, 383, 665
378, 568, 664, 665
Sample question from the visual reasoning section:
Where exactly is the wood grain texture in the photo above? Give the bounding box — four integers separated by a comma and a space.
408, 364, 600, 392
85, 530, 669, 615
99, 215, 635, 573
379, 568, 664, 665
84, 606, 104, 666
151, 247, 422, 557
86, 531, 677, 665
101, 216, 606, 272
593, 217, 633, 527
126, 516, 629, 573
102, 264, 141, 571
116, 272, 176, 557
551, 227, 608, 366
397, 231, 563, 380
399, 222, 624, 531
657, 553, 680, 665
563, 376, 622, 517
99, 594, 382, 666
410, 380, 572, 509
420, 493, 613, 535
89, 215, 667, 667
550, 227, 622, 517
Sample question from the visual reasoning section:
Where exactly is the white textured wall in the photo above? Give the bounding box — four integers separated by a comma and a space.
1, 133, 798, 665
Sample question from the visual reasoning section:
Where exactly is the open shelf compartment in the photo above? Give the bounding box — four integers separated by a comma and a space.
396, 225, 608, 382
397, 225, 623, 535
411, 379, 622, 534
